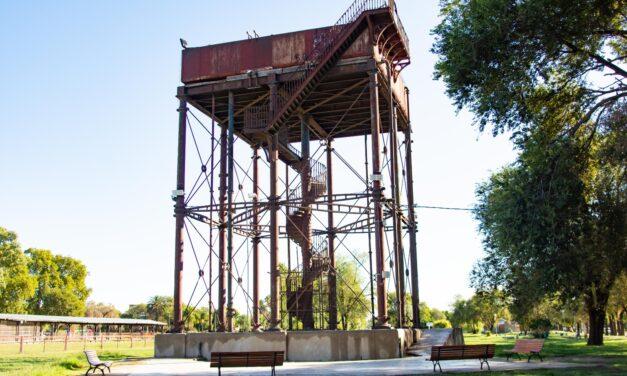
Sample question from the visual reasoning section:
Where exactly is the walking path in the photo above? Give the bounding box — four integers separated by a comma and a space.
109, 356, 591, 375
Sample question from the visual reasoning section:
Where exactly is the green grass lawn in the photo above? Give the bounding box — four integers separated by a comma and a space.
461, 332, 627, 375
0, 342, 153, 376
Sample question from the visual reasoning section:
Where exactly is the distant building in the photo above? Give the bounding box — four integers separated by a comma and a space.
0, 313, 165, 337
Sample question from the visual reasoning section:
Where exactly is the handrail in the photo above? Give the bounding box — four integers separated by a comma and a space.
270, 0, 389, 127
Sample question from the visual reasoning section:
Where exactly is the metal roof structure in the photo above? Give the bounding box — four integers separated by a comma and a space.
0, 313, 165, 326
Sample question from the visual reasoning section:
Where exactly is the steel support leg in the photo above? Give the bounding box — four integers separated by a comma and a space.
388, 67, 405, 328
369, 70, 389, 328
404, 87, 420, 328
252, 146, 261, 331
217, 109, 228, 332
268, 134, 281, 330
172, 98, 187, 333
226, 91, 235, 332
327, 139, 337, 330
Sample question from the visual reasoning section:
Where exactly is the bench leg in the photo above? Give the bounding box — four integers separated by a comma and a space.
85, 366, 93, 376
480, 358, 490, 371
271, 364, 276, 376
218, 365, 221, 376
432, 360, 442, 373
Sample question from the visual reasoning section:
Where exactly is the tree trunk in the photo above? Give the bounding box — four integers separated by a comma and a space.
576, 322, 581, 338
618, 309, 625, 336
586, 288, 609, 346
608, 315, 617, 335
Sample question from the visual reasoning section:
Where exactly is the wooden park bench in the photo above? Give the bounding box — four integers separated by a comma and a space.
426, 344, 495, 372
83, 350, 112, 375
210, 351, 284, 376
504, 339, 544, 362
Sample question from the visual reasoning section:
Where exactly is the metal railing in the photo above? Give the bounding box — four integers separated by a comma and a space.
271, 0, 389, 125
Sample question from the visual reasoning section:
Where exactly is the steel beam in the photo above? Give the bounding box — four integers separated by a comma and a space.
404, 87, 420, 328
172, 98, 187, 333
252, 146, 261, 331
369, 70, 389, 328
327, 139, 337, 330
226, 91, 235, 332
217, 105, 228, 331
388, 66, 406, 328
268, 133, 281, 330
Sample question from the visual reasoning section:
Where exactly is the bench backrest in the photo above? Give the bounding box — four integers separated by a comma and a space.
512, 339, 544, 353
84, 350, 101, 366
429, 345, 495, 360
210, 351, 285, 367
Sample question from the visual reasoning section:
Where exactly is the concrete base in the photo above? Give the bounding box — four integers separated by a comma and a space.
155, 332, 286, 359
286, 329, 416, 361
155, 329, 418, 361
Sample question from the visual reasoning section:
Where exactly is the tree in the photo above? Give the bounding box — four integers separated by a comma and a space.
85, 301, 120, 318
471, 290, 510, 333
471, 129, 625, 345
147, 296, 173, 324
433, 0, 627, 345
432, 0, 626, 138
450, 295, 481, 333
607, 273, 627, 335
335, 257, 369, 330
122, 304, 148, 319
26, 248, 90, 316
0, 227, 35, 313
387, 292, 414, 328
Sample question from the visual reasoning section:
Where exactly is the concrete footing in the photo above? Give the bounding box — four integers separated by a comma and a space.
155, 328, 420, 361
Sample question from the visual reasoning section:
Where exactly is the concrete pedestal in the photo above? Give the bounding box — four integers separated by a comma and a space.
155, 329, 419, 361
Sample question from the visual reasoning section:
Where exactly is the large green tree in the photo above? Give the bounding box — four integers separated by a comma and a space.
26, 248, 91, 316
472, 129, 625, 345
432, 0, 626, 138
0, 227, 35, 313
433, 0, 626, 345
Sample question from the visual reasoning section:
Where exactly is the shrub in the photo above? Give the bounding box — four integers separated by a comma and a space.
433, 319, 452, 328
528, 318, 551, 338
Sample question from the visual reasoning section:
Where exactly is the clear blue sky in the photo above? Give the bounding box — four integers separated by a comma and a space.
0, 0, 515, 313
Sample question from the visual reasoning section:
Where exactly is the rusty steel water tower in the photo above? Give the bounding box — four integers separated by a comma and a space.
170, 0, 419, 334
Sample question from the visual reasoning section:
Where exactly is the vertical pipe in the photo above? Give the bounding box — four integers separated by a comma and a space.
404, 87, 421, 328
226, 91, 235, 332
208, 94, 215, 331
269, 133, 281, 330
172, 98, 187, 333
364, 134, 376, 328
388, 66, 405, 328
286, 164, 293, 331
369, 70, 389, 328
300, 116, 314, 330
327, 138, 337, 330
217, 106, 228, 332
252, 146, 260, 331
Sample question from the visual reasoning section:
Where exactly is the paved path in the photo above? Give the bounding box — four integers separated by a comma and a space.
406, 329, 454, 356
109, 356, 590, 375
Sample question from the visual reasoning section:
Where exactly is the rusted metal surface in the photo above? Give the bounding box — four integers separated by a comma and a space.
368, 70, 389, 328
327, 140, 337, 330
404, 88, 420, 328
217, 119, 228, 331
252, 146, 260, 331
172, 99, 187, 333
182, 27, 371, 84
269, 135, 280, 330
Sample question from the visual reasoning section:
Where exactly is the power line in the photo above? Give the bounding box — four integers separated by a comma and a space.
403, 204, 474, 211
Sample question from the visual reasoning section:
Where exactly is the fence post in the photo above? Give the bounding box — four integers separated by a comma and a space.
19, 336, 23, 353
64, 333, 68, 351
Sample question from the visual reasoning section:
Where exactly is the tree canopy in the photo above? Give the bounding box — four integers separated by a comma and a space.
432, 0, 626, 138
433, 0, 626, 345
0, 228, 34, 313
